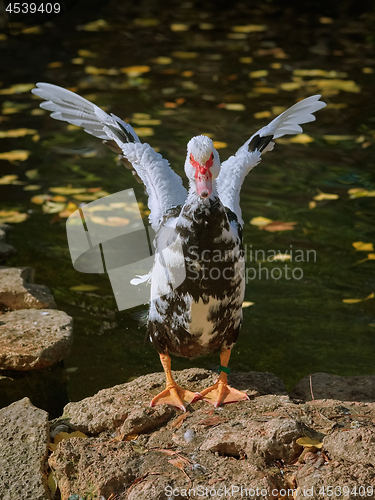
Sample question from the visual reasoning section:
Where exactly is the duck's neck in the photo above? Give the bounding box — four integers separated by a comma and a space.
186, 180, 220, 208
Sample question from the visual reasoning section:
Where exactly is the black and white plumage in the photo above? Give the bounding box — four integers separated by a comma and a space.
32, 83, 325, 409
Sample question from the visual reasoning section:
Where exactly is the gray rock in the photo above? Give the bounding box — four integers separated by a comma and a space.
0, 242, 16, 262
0, 266, 56, 310
0, 398, 50, 500
61, 368, 287, 435
0, 309, 73, 370
290, 372, 375, 402
324, 427, 375, 466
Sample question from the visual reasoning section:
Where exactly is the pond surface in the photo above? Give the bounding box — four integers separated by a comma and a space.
0, 0, 374, 409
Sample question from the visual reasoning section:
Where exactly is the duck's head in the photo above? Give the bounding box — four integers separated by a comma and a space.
184, 135, 220, 199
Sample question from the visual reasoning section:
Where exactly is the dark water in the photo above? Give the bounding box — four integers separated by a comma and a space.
0, 0, 374, 412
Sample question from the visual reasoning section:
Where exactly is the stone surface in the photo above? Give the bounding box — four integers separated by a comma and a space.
45, 370, 375, 500
0, 309, 73, 370
0, 266, 56, 311
61, 368, 287, 434
0, 397, 50, 500
290, 372, 375, 402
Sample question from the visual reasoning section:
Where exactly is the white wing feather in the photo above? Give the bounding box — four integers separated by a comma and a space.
31, 82, 187, 231
217, 95, 326, 225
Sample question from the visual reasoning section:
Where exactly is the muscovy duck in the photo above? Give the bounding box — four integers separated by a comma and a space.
32, 83, 325, 410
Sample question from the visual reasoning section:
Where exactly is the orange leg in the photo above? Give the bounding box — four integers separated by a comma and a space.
150, 353, 202, 412
200, 348, 249, 407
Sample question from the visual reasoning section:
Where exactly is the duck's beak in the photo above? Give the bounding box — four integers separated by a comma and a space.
196, 173, 212, 198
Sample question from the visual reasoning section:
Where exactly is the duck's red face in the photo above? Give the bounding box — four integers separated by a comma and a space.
190, 152, 214, 198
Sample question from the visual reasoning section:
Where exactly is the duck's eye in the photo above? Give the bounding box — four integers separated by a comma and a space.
190, 154, 193, 161
210, 152, 214, 159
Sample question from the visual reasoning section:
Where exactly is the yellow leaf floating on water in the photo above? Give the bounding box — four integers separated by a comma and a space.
170, 23, 189, 31
151, 56, 172, 65
43, 201, 66, 214
85, 66, 119, 76
253, 111, 271, 119
249, 70, 268, 78
213, 141, 228, 149
239, 57, 253, 64
232, 25, 267, 33
131, 118, 161, 126
31, 194, 50, 205
261, 221, 297, 232
0, 128, 37, 138
313, 191, 339, 201
23, 185, 41, 191
133, 127, 154, 137
348, 188, 375, 199
78, 49, 97, 58
222, 103, 245, 111
270, 254, 292, 261
49, 187, 86, 195
0, 83, 35, 95
323, 135, 356, 142
352, 242, 374, 252
0, 211, 28, 223
276, 134, 314, 145
343, 292, 374, 304
0, 175, 18, 185
242, 301, 254, 308
296, 437, 323, 449
309, 201, 317, 210
0, 150, 30, 162
59, 202, 78, 218
121, 66, 150, 76
250, 217, 273, 227
79, 19, 109, 31
70, 284, 99, 292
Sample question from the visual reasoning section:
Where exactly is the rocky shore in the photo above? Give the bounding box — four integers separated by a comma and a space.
1, 225, 374, 500
1, 369, 375, 500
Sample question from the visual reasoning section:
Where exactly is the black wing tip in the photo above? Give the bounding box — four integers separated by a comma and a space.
248, 134, 274, 153
106, 123, 135, 144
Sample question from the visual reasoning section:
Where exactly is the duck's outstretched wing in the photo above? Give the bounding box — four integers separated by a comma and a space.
32, 83, 187, 231
216, 95, 326, 225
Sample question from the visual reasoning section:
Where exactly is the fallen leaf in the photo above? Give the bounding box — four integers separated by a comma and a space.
170, 24, 189, 31
23, 185, 41, 191
0, 150, 30, 161
151, 57, 172, 65
70, 284, 99, 292
348, 188, 375, 199
212, 141, 227, 149
31, 194, 51, 205
261, 221, 297, 232
78, 49, 97, 58
79, 19, 109, 31
49, 187, 87, 195
0, 175, 18, 185
47, 471, 57, 496
343, 292, 374, 304
133, 127, 154, 137
85, 66, 120, 76
250, 216, 273, 227
42, 201, 66, 214
223, 103, 246, 111
363, 68, 374, 74
232, 25, 267, 33
352, 242, 374, 252
276, 134, 314, 145
170, 413, 190, 429
269, 254, 292, 261
59, 202, 78, 218
0, 83, 35, 95
0, 128, 37, 138
313, 191, 339, 201
121, 66, 151, 76
199, 23, 214, 30
239, 57, 253, 63
253, 111, 271, 119
242, 301, 254, 308
309, 201, 316, 210
249, 70, 268, 79
296, 437, 323, 449
323, 135, 356, 142
0, 211, 28, 223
